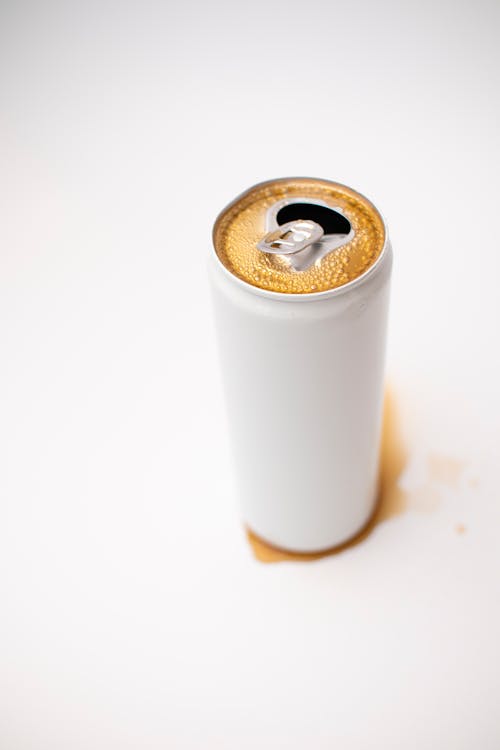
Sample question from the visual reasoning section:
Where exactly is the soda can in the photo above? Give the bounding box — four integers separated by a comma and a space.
210, 178, 392, 553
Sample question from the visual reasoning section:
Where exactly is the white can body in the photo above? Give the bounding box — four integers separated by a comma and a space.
210, 240, 392, 553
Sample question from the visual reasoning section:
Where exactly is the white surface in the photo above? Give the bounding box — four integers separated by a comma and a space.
1, 0, 499, 748
210, 243, 391, 551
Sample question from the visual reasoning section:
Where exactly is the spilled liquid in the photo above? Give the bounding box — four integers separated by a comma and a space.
247, 389, 407, 562
247, 389, 469, 563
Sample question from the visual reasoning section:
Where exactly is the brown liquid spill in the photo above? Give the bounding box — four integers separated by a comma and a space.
247, 388, 408, 563
404, 486, 441, 513
403, 455, 464, 514
427, 454, 464, 489
247, 392, 473, 563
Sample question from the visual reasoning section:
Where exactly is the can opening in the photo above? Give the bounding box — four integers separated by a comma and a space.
276, 202, 351, 236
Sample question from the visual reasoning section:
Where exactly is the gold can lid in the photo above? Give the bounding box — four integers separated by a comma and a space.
213, 178, 386, 294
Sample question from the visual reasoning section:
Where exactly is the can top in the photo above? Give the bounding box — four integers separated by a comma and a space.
213, 178, 386, 294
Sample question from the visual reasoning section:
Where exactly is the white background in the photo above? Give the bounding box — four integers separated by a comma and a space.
1, 0, 499, 747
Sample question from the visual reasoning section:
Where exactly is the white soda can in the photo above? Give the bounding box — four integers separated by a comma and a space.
210, 178, 392, 553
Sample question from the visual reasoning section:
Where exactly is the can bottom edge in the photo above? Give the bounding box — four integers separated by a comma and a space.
244, 500, 381, 562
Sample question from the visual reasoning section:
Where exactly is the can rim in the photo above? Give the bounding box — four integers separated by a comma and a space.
211, 177, 390, 302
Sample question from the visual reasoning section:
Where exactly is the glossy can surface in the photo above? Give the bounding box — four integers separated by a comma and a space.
210, 178, 392, 552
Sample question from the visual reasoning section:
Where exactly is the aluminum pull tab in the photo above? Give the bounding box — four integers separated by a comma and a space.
257, 219, 324, 256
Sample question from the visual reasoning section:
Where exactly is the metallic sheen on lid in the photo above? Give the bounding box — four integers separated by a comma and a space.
213, 177, 386, 294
